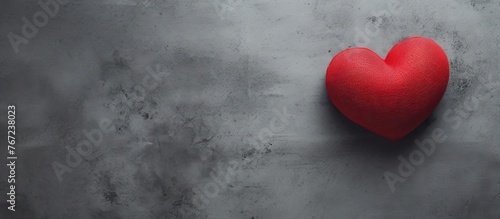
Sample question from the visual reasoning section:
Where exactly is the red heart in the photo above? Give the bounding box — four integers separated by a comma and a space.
326, 37, 449, 141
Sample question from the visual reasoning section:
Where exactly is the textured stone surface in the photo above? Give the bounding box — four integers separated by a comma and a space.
0, 0, 499, 218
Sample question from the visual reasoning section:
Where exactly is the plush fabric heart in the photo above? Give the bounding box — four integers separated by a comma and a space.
326, 37, 449, 141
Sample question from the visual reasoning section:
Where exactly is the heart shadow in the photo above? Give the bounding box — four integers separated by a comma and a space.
319, 86, 438, 157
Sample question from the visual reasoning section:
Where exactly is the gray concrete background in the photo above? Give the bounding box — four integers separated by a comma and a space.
0, 0, 500, 218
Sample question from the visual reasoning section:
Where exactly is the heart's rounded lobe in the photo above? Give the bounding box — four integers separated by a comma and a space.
326, 37, 449, 141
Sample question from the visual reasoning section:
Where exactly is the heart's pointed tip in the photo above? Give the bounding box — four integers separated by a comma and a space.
386, 136, 404, 142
